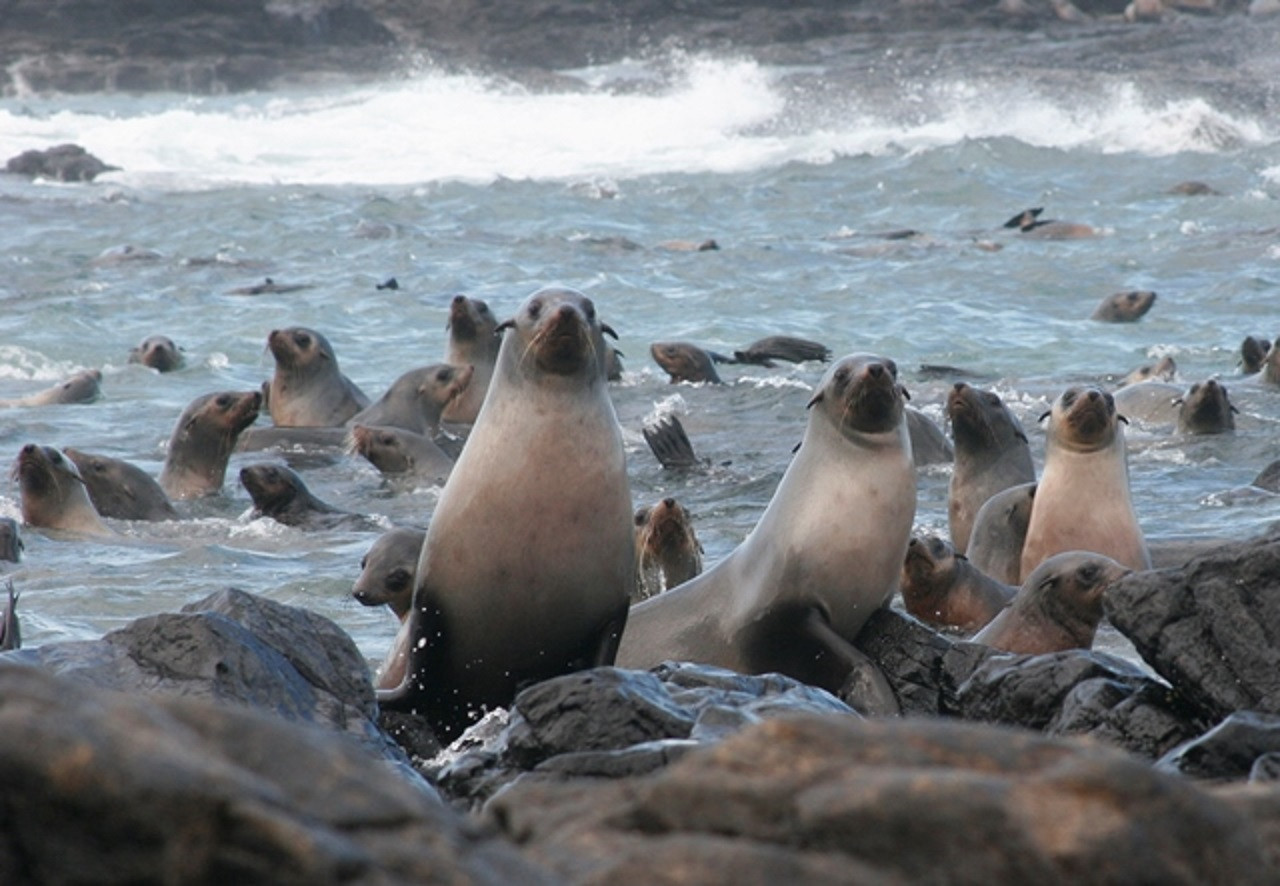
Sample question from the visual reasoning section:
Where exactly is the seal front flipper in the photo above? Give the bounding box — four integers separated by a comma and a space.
0, 580, 19, 651
642, 414, 705, 470
799, 610, 901, 717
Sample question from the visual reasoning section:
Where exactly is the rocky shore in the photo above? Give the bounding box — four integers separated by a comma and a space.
2, 527, 1278, 881
1, 0, 1269, 96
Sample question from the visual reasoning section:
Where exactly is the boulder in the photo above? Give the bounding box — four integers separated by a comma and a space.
1157, 711, 1280, 781
4, 144, 117, 181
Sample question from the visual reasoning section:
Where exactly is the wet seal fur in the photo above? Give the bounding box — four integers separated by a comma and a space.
128, 335, 184, 372
966, 482, 1036, 586
239, 463, 377, 531
900, 534, 1015, 633
377, 286, 634, 742
1091, 290, 1157, 323
0, 369, 102, 407
1176, 379, 1236, 435
159, 390, 262, 500
946, 382, 1034, 553
1020, 387, 1149, 581
441, 295, 502, 425
633, 497, 704, 602
266, 326, 369, 426
617, 353, 916, 714
64, 448, 178, 521
353, 527, 426, 690
13, 444, 111, 536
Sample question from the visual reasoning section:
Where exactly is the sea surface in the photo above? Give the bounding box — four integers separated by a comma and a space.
1, 20, 1278, 671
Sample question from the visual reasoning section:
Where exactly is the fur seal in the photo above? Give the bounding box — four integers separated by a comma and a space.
1003, 207, 1097, 240
616, 353, 916, 712
1020, 387, 1150, 581
1119, 355, 1176, 387
0, 517, 22, 563
966, 482, 1036, 585
441, 295, 502, 425
348, 424, 453, 483
377, 286, 634, 742
0, 580, 17, 651
633, 497, 703, 602
239, 463, 377, 531
973, 551, 1129, 654
1091, 290, 1157, 323
1254, 340, 1280, 385
63, 448, 178, 521
650, 341, 726, 384
228, 278, 311, 295
642, 414, 707, 470
266, 326, 369, 427
1176, 379, 1236, 434
946, 383, 1034, 552
353, 527, 426, 690
12, 444, 111, 535
0, 369, 101, 407
731, 336, 831, 367
352, 363, 472, 436
128, 335, 184, 372
905, 408, 955, 466
159, 389, 262, 500
900, 535, 1015, 633
1241, 336, 1271, 375
1112, 380, 1182, 426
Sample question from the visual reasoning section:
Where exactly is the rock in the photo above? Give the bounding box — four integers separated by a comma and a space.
1104, 532, 1280, 720
0, 664, 553, 884
4, 143, 117, 181
1157, 711, 1280, 781
1253, 753, 1280, 781
485, 714, 1280, 884
1045, 676, 1203, 759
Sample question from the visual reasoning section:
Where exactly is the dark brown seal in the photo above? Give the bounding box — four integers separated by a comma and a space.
12, 444, 111, 535
63, 448, 178, 521
239, 463, 377, 531
972, 551, 1129, 654
650, 341, 726, 384
1091, 290, 1156, 323
159, 390, 262, 500
266, 326, 369, 427
900, 535, 1015, 633
128, 335, 184, 372
731, 336, 831, 367
1003, 207, 1097, 240
1176, 379, 1236, 435
353, 527, 426, 690
0, 517, 22, 563
633, 497, 703, 602
0, 580, 17, 651
1240, 336, 1271, 375
441, 295, 502, 425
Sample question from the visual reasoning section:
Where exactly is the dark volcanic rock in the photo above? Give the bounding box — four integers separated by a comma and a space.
1045, 676, 1203, 759
4, 143, 118, 181
1158, 710, 1280, 781
1104, 531, 1280, 720
486, 714, 1280, 885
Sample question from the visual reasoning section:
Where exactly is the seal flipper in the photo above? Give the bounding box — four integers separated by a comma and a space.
1, 580, 19, 652
800, 609, 901, 717
643, 414, 705, 470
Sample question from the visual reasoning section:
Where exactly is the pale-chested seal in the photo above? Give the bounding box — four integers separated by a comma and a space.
266, 326, 369, 427
128, 335, 184, 372
973, 551, 1129, 654
633, 497, 703, 603
0, 580, 17, 651
12, 444, 111, 535
377, 286, 633, 742
1002, 207, 1097, 240
1176, 379, 1236, 434
441, 295, 502, 425
1020, 387, 1150, 581
353, 527, 426, 690
967, 482, 1036, 585
946, 383, 1034, 553
617, 353, 916, 712
159, 390, 262, 500
0, 517, 22, 563
899, 535, 1015, 633
348, 424, 453, 484
239, 463, 377, 531
1091, 290, 1156, 322
63, 448, 178, 521
650, 341, 726, 384
0, 369, 102, 408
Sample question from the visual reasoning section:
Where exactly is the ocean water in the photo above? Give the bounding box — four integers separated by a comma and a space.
1, 25, 1278, 671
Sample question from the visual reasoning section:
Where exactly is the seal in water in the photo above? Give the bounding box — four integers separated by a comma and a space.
12, 444, 112, 535
946, 383, 1035, 553
0, 369, 102, 407
352, 363, 473, 436
633, 497, 704, 602
906, 408, 955, 467
0, 517, 22, 563
377, 286, 634, 742
441, 295, 502, 425
348, 424, 453, 484
616, 353, 916, 714
63, 448, 178, 521
1020, 386, 1150, 581
353, 527, 426, 690
731, 336, 831, 367
1176, 379, 1236, 435
1002, 207, 1097, 240
1091, 290, 1157, 323
239, 463, 378, 531
159, 389, 262, 500
128, 335, 184, 372
649, 341, 727, 384
900, 535, 1016, 633
1240, 336, 1271, 375
0, 580, 17, 651
1119, 355, 1176, 387
265, 326, 369, 427
973, 551, 1129, 654
966, 482, 1036, 586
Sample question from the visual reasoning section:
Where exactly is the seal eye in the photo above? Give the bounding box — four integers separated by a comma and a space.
527, 300, 542, 321
1061, 390, 1077, 407
294, 332, 311, 348
583, 299, 596, 320
834, 366, 850, 386
883, 358, 898, 379
1078, 563, 1101, 584
215, 394, 232, 409
386, 568, 411, 592
437, 369, 451, 382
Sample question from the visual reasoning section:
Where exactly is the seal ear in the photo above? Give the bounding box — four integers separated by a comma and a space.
1015, 429, 1028, 443
1038, 410, 1052, 423
495, 319, 516, 335
806, 390, 824, 409
791, 440, 803, 454
899, 384, 911, 401
601, 323, 619, 340
1117, 414, 1130, 425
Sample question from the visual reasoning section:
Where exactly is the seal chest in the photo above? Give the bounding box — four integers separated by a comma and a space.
379, 287, 633, 742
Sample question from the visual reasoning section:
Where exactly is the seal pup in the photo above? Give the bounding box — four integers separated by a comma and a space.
239, 463, 378, 531
266, 326, 369, 427
378, 286, 634, 742
353, 527, 426, 690
159, 389, 262, 500
0, 517, 22, 563
1091, 290, 1157, 323
1002, 207, 1097, 240
441, 295, 501, 425
63, 448, 178, 521
973, 551, 1129, 654
0, 369, 101, 407
0, 580, 17, 651
350, 363, 472, 436
633, 497, 703, 602
1020, 386, 1150, 581
650, 341, 726, 384
967, 482, 1036, 585
348, 424, 453, 484
1176, 379, 1236, 434
731, 336, 831, 367
1240, 336, 1271, 375
128, 335, 184, 372
947, 383, 1035, 553
12, 444, 112, 536
617, 353, 916, 712
900, 535, 1015, 633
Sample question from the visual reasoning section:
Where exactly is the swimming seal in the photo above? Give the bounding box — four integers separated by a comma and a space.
616, 353, 916, 713
650, 341, 726, 384
266, 326, 369, 427
128, 335, 184, 372
63, 448, 178, 521
1003, 207, 1097, 240
731, 336, 831, 367
348, 424, 453, 484
353, 527, 426, 690
966, 482, 1036, 585
1119, 355, 1176, 387
1020, 386, 1150, 581
441, 295, 502, 425
377, 286, 634, 742
899, 534, 1015, 633
1176, 379, 1236, 434
0, 517, 22, 563
1240, 336, 1271, 375
12, 444, 111, 535
239, 463, 377, 531
0, 369, 102, 407
1091, 290, 1156, 323
973, 551, 1129, 654
0, 580, 17, 651
159, 390, 262, 500
633, 497, 703, 602
946, 382, 1034, 552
